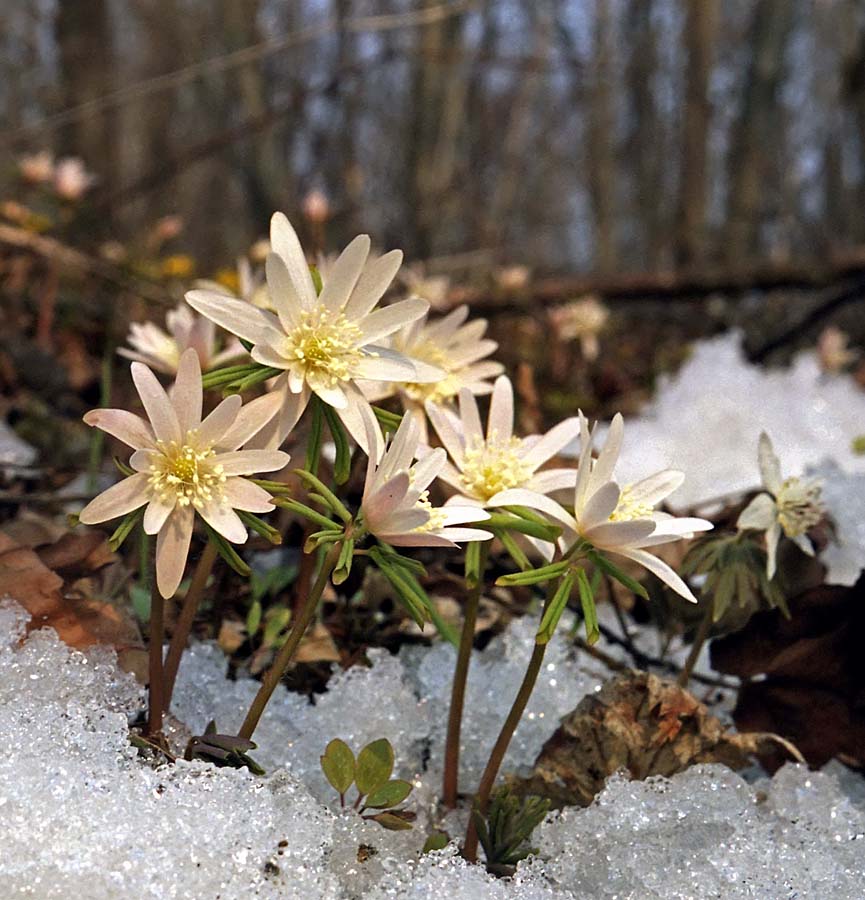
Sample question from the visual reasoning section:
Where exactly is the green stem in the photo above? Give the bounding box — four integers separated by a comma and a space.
677, 600, 714, 687
443, 542, 490, 808
238, 541, 342, 740
86, 348, 113, 493
161, 540, 219, 712
147, 579, 165, 737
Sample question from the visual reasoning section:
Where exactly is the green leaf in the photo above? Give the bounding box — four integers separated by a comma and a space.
422, 832, 449, 853
237, 510, 282, 544
536, 570, 577, 644
274, 498, 341, 531
576, 567, 599, 644
263, 606, 291, 647
294, 469, 352, 523
496, 529, 532, 572
588, 550, 649, 600
320, 739, 356, 797
113, 456, 136, 477
372, 406, 403, 434
332, 537, 355, 585
108, 506, 144, 551
369, 811, 414, 831
322, 404, 352, 485
305, 397, 324, 475
246, 599, 262, 637
363, 778, 413, 809
496, 560, 569, 587
484, 512, 561, 542
355, 738, 394, 796
310, 264, 323, 295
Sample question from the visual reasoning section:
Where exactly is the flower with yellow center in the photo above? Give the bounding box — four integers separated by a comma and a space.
360, 414, 491, 548
737, 431, 824, 578
425, 376, 580, 508
186, 213, 440, 456
79, 350, 289, 597
360, 306, 504, 437
119, 303, 243, 375
489, 412, 713, 602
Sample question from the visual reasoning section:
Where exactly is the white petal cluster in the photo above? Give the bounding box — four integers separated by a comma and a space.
490, 412, 713, 602
79, 350, 289, 597
361, 414, 491, 548
737, 432, 824, 578
187, 213, 440, 456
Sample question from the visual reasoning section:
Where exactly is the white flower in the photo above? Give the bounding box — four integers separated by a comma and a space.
79, 350, 289, 597
18, 151, 54, 184
737, 432, 824, 578
53, 157, 96, 201
186, 213, 438, 456
489, 412, 713, 602
119, 303, 244, 375
361, 305, 503, 435
399, 263, 451, 310
361, 414, 491, 548
425, 376, 580, 506
548, 296, 608, 361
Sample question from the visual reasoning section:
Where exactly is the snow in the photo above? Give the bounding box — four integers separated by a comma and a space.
2, 597, 865, 899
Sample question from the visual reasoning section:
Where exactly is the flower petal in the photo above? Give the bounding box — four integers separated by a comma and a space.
198, 395, 242, 447
582, 519, 656, 549
626, 469, 685, 506
172, 349, 203, 434
144, 497, 174, 535
198, 500, 247, 544
264, 251, 302, 331
241, 380, 309, 451
218, 384, 291, 450
155, 505, 194, 598
521, 417, 580, 468
579, 481, 621, 531
487, 487, 576, 530
83, 408, 155, 450
319, 234, 370, 311
358, 298, 429, 345
590, 412, 623, 493
426, 402, 466, 466
611, 547, 698, 603
364, 472, 411, 525
79, 473, 150, 524
270, 212, 317, 309
487, 376, 514, 441
217, 449, 289, 476
338, 387, 383, 458
766, 521, 781, 579
526, 468, 578, 495
222, 477, 276, 512
131, 362, 181, 444
344, 249, 403, 320
736, 493, 777, 531
353, 346, 419, 381
185, 290, 284, 346
459, 389, 484, 446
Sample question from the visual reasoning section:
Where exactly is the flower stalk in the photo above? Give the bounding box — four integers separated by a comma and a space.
147, 578, 166, 737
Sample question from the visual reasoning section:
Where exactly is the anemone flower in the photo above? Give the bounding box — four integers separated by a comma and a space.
736, 431, 823, 578
361, 414, 491, 548
360, 305, 503, 438
79, 350, 289, 598
186, 212, 439, 456
119, 303, 244, 375
489, 412, 713, 602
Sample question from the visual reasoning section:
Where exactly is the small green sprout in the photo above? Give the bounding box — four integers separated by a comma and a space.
471, 787, 550, 875
320, 738, 415, 831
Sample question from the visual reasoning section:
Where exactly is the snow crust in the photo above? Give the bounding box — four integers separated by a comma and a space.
2, 597, 865, 898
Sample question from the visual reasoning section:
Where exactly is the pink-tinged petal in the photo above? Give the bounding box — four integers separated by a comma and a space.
269, 212, 317, 310
438, 505, 491, 526
646, 517, 713, 538
487, 488, 576, 530
198, 500, 248, 544
409, 448, 446, 493
436, 459, 465, 492
198, 395, 242, 447
424, 305, 468, 341
626, 470, 685, 506
227, 379, 307, 451
216, 449, 289, 475
791, 533, 815, 557
130, 448, 157, 472
83, 408, 155, 450
358, 298, 429, 345
579, 481, 621, 530
458, 389, 484, 445
310, 381, 349, 410
611, 548, 698, 603
287, 367, 306, 393
526, 468, 578, 494
410, 360, 447, 382
448, 340, 499, 368
582, 519, 656, 549
319, 234, 370, 311
486, 376, 514, 441
521, 417, 581, 469
574, 414, 596, 512
131, 362, 181, 444
79, 473, 150, 524
250, 342, 290, 369
378, 414, 419, 482
265, 251, 302, 331
344, 249, 403, 320
379, 507, 430, 534
589, 413, 623, 494
384, 532, 457, 548
758, 432, 783, 494
222, 477, 276, 512
337, 388, 383, 458
186, 290, 284, 346
173, 349, 203, 434
426, 402, 466, 466
143, 497, 174, 535
155, 505, 194, 598
353, 347, 420, 382
364, 472, 411, 523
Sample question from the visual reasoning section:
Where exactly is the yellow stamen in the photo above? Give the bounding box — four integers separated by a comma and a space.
459, 434, 533, 502
148, 432, 226, 508
609, 484, 654, 522
282, 305, 363, 387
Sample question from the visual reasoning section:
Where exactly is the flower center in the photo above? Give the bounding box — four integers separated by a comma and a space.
400, 341, 457, 404
459, 435, 533, 502
776, 477, 823, 537
411, 489, 447, 533
608, 484, 654, 522
148, 435, 226, 509
282, 305, 363, 386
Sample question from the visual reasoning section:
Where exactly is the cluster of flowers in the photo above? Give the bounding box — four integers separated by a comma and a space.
80, 212, 719, 604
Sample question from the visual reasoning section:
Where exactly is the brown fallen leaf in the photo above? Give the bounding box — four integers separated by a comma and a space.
294, 623, 340, 664
509, 670, 801, 809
